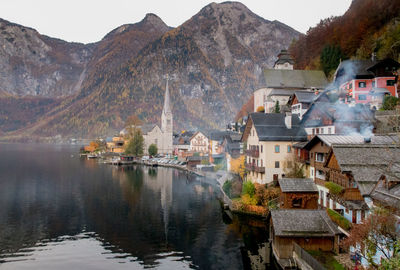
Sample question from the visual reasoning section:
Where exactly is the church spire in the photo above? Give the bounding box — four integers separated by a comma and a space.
163, 76, 171, 114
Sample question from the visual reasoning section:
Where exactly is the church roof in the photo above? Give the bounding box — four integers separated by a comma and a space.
263, 69, 328, 89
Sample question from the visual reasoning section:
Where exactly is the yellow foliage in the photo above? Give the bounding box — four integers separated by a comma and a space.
256, 106, 265, 113
231, 155, 246, 179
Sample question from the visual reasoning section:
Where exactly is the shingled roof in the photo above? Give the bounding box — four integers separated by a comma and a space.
271, 209, 341, 237
279, 178, 318, 193
264, 69, 328, 89
244, 113, 308, 142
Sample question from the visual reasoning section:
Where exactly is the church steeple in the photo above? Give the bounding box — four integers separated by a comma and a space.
161, 76, 173, 134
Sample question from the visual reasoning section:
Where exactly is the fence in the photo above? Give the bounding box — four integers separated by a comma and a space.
293, 242, 327, 270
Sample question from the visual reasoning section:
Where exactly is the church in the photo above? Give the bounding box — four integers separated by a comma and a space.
140, 78, 173, 155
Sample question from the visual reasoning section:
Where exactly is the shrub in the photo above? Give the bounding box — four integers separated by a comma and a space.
222, 180, 232, 197
327, 209, 352, 231
242, 181, 255, 197
256, 106, 265, 113
325, 182, 344, 195
214, 163, 223, 171
241, 194, 257, 205
231, 180, 242, 198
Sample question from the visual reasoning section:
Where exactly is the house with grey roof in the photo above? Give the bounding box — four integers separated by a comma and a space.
253, 51, 328, 113
300, 134, 400, 224
278, 178, 319, 209
270, 209, 341, 262
241, 112, 307, 184
287, 91, 319, 119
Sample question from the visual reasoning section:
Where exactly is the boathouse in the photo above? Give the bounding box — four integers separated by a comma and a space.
270, 209, 340, 262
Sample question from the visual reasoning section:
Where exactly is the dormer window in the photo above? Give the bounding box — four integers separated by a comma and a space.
358, 82, 366, 88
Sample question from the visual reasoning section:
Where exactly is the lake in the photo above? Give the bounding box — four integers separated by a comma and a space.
0, 144, 276, 269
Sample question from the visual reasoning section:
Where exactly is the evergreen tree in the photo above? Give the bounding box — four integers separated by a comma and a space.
274, 100, 280, 113
125, 128, 144, 156
320, 44, 345, 76
148, 144, 158, 156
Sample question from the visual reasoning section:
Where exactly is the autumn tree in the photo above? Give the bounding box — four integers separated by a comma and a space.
320, 44, 345, 77
125, 128, 144, 156
125, 114, 143, 127
148, 144, 158, 156
231, 155, 246, 180
341, 209, 399, 268
256, 106, 265, 113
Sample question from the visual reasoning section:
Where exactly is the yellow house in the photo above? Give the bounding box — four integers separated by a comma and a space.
107, 136, 126, 153
242, 112, 307, 184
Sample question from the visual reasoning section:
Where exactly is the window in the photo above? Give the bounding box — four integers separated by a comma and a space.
315, 153, 324, 162
316, 128, 319, 134
275, 161, 280, 168
358, 94, 367, 100
261, 145, 263, 153
292, 198, 302, 208
312, 128, 315, 135
287, 145, 291, 153
316, 170, 325, 180
321, 128, 324, 134
328, 127, 332, 134
387, 80, 396, 86
297, 149, 301, 157
358, 82, 366, 88
275, 145, 280, 153
372, 81, 375, 87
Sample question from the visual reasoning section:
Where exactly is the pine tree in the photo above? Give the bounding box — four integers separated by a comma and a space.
274, 101, 280, 113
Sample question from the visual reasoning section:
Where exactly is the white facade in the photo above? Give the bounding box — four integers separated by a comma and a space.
189, 132, 209, 153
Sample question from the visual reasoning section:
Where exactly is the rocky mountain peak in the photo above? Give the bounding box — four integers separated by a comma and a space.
141, 13, 167, 28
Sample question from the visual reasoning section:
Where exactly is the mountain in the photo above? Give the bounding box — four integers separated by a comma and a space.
1, 1, 300, 139
289, 0, 400, 76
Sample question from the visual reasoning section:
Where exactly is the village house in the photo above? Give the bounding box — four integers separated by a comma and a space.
173, 131, 194, 158
106, 135, 126, 153
334, 57, 400, 108
242, 112, 307, 184
287, 91, 318, 119
270, 209, 341, 266
300, 96, 375, 138
221, 132, 242, 171
302, 134, 400, 224
253, 50, 328, 113
189, 131, 209, 154
278, 178, 319, 209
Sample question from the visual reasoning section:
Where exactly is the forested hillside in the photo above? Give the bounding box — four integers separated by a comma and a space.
290, 0, 400, 78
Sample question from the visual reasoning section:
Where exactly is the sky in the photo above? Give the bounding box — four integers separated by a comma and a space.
1, 0, 352, 44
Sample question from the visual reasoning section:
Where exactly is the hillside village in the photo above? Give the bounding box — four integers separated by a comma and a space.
83, 48, 400, 269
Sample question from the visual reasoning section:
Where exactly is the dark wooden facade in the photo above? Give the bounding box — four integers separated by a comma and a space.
280, 192, 318, 209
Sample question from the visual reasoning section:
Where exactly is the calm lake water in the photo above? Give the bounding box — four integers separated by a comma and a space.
0, 144, 276, 269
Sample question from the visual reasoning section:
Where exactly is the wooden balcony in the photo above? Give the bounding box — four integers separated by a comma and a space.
245, 149, 259, 158
245, 163, 265, 173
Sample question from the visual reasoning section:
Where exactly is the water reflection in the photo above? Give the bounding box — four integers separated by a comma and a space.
0, 144, 275, 269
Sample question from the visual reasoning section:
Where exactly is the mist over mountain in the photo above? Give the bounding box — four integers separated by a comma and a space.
0, 1, 299, 139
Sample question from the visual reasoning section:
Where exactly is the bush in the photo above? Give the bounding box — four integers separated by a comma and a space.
254, 184, 280, 206
222, 180, 232, 197
325, 182, 344, 195
241, 194, 257, 205
381, 96, 399, 111
148, 144, 158, 156
242, 181, 255, 197
231, 180, 242, 198
214, 163, 223, 172
327, 209, 352, 231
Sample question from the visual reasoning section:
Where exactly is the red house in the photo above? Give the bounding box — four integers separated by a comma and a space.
334, 58, 400, 108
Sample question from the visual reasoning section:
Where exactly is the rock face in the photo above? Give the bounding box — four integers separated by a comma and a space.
0, 19, 93, 97
1, 2, 299, 138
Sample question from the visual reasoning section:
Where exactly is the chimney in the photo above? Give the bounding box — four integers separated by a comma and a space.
285, 112, 292, 129
371, 52, 377, 61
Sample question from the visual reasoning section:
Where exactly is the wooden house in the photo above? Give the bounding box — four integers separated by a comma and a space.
270, 210, 340, 262
278, 178, 318, 209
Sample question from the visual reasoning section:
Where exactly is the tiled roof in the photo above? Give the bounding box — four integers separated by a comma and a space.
271, 209, 341, 237
316, 134, 399, 147
294, 91, 317, 103
249, 113, 308, 142
279, 178, 318, 192
264, 69, 328, 89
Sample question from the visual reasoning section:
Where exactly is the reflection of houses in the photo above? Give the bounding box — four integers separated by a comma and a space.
334, 58, 400, 108
270, 209, 341, 266
189, 131, 209, 154
253, 50, 328, 113
242, 112, 307, 184
278, 178, 318, 209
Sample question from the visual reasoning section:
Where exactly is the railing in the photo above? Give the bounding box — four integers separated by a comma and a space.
245, 149, 259, 158
293, 242, 327, 270
245, 163, 265, 173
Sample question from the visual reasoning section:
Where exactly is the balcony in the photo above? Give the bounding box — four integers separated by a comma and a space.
245, 149, 259, 158
245, 163, 265, 173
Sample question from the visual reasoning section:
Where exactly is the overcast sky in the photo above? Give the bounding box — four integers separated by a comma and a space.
1, 0, 352, 44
